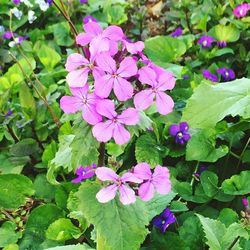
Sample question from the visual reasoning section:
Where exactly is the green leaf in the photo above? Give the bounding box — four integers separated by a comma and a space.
46, 218, 81, 242
19, 83, 36, 118
0, 222, 22, 247
170, 201, 189, 212
144, 36, 186, 65
0, 174, 34, 209
200, 171, 219, 197
0, 153, 27, 174
242, 150, 250, 163
45, 244, 94, 250
19, 204, 64, 250
213, 24, 240, 42
222, 171, 250, 195
186, 129, 228, 162
10, 138, 39, 157
37, 45, 61, 71
182, 78, 250, 129
75, 182, 149, 250
51, 22, 74, 47
135, 134, 162, 166
218, 208, 239, 227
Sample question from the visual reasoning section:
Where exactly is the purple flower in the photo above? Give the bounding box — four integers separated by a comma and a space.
46, 0, 53, 6
217, 68, 235, 81
242, 198, 249, 208
72, 163, 97, 183
182, 75, 189, 79
95, 167, 142, 205
197, 35, 214, 48
2, 31, 12, 40
83, 15, 97, 24
152, 208, 176, 233
233, 3, 250, 18
217, 40, 227, 48
5, 109, 13, 118
169, 122, 191, 145
12, 0, 21, 5
194, 165, 206, 178
171, 27, 183, 38
202, 69, 218, 82
80, 0, 88, 3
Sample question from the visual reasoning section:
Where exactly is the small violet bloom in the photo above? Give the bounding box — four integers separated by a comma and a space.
11, 7, 23, 20
95, 167, 142, 205
171, 27, 183, 37
80, 0, 88, 3
197, 35, 214, 48
152, 208, 176, 233
92, 100, 139, 144
182, 75, 189, 79
242, 198, 249, 208
194, 165, 206, 178
60, 84, 102, 125
94, 53, 137, 101
134, 66, 175, 115
169, 122, 191, 145
233, 3, 250, 18
202, 69, 218, 82
83, 15, 97, 24
46, 0, 53, 6
13, 0, 21, 4
133, 163, 171, 201
217, 68, 235, 81
5, 109, 13, 118
2, 31, 12, 40
72, 163, 97, 183
217, 40, 227, 48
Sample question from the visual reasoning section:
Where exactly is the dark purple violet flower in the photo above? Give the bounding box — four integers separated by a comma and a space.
194, 165, 206, 178
217, 68, 235, 81
242, 198, 249, 208
202, 69, 218, 82
46, 0, 53, 6
152, 208, 176, 233
171, 27, 183, 38
183, 75, 189, 79
5, 109, 13, 118
197, 35, 214, 48
71, 163, 97, 183
80, 0, 88, 4
2, 31, 12, 40
83, 15, 97, 24
12, 0, 21, 5
217, 40, 227, 48
169, 122, 191, 145
233, 3, 250, 18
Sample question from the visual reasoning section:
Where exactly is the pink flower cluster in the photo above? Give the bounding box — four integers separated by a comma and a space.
96, 163, 171, 205
60, 22, 175, 145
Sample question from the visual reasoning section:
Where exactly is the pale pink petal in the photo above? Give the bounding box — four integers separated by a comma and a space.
155, 92, 174, 115
152, 166, 171, 195
109, 40, 118, 56
113, 77, 134, 101
95, 99, 116, 119
96, 184, 118, 203
138, 181, 155, 201
66, 68, 89, 88
134, 89, 155, 111
103, 25, 124, 41
82, 105, 102, 125
90, 36, 110, 55
92, 67, 105, 79
69, 85, 89, 98
133, 162, 152, 180
138, 66, 157, 86
120, 172, 143, 183
60, 96, 81, 113
95, 167, 119, 181
113, 123, 130, 145
76, 32, 94, 46
84, 22, 102, 36
125, 40, 144, 54
117, 57, 137, 77
65, 53, 89, 71
95, 52, 116, 74
157, 72, 176, 91
94, 75, 114, 98
119, 184, 136, 205
92, 120, 114, 142
117, 108, 139, 125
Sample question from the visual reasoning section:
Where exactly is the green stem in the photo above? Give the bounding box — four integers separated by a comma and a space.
236, 137, 250, 170
190, 161, 200, 186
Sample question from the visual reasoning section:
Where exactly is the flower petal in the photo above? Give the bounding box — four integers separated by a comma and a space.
94, 75, 114, 98
69, 85, 89, 98
169, 124, 179, 136
60, 96, 82, 113
113, 77, 134, 101
90, 36, 110, 55
124, 40, 144, 54
138, 66, 157, 86
96, 184, 118, 203
76, 32, 94, 46
157, 71, 176, 91
117, 57, 137, 77
95, 52, 116, 74
92, 120, 114, 142
120, 172, 143, 183
103, 25, 124, 41
66, 68, 89, 88
152, 165, 171, 195
95, 167, 119, 181
84, 21, 102, 36
119, 184, 136, 205
82, 105, 102, 125
113, 123, 131, 145
138, 181, 155, 201
96, 99, 116, 119
65, 53, 89, 71
117, 108, 139, 125
179, 122, 189, 132
133, 162, 152, 180
155, 92, 174, 115
134, 89, 155, 111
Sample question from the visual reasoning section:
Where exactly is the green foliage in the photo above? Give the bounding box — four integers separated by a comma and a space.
0, 222, 22, 247
45, 244, 94, 250
212, 24, 240, 42
10, 139, 39, 157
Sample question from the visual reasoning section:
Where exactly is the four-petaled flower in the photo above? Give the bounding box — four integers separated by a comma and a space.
92, 99, 139, 144
152, 208, 176, 233
217, 67, 235, 81
96, 167, 142, 205
202, 69, 218, 82
233, 3, 250, 18
134, 66, 175, 115
72, 163, 97, 183
133, 163, 171, 201
197, 35, 214, 48
169, 122, 191, 145
171, 27, 183, 37
95, 53, 137, 101
60, 84, 102, 125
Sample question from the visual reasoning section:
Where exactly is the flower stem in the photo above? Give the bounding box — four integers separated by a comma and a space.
227, 236, 240, 250
190, 161, 200, 186
236, 137, 250, 170
98, 142, 105, 167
